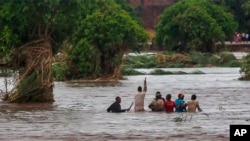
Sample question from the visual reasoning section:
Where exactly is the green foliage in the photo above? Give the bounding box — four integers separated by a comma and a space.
190, 70, 206, 74
113, 0, 141, 23
70, 39, 101, 78
121, 67, 145, 75
156, 0, 237, 53
121, 68, 205, 76
216, 51, 240, 67
123, 51, 240, 69
123, 55, 156, 68
149, 69, 205, 75
208, 54, 221, 65
52, 62, 70, 81
187, 51, 210, 66
188, 51, 239, 67
0, 0, 80, 102
13, 71, 53, 103
165, 63, 185, 68
210, 0, 250, 32
240, 53, 250, 78
0, 69, 13, 77
69, 0, 148, 78
0, 0, 79, 55
218, 51, 237, 64
150, 69, 174, 75
222, 60, 240, 67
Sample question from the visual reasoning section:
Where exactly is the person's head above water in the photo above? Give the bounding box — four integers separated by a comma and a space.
138, 86, 142, 92
191, 94, 197, 100
166, 94, 171, 100
178, 93, 184, 99
115, 96, 121, 103
155, 91, 162, 99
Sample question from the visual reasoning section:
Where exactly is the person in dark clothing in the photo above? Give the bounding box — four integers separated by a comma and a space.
107, 96, 129, 113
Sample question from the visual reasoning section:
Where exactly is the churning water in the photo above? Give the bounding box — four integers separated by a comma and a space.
0, 67, 250, 141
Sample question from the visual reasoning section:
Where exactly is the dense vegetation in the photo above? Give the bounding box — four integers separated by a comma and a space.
121, 51, 240, 75
0, 0, 148, 102
239, 53, 250, 80
0, 0, 250, 103
68, 0, 148, 80
155, 0, 237, 52
0, 0, 80, 102
210, 0, 250, 32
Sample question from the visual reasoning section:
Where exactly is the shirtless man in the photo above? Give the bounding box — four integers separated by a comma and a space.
134, 78, 147, 112
148, 91, 165, 112
186, 94, 202, 112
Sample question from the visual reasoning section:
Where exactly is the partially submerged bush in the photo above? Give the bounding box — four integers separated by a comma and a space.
239, 53, 250, 80
188, 51, 209, 66
52, 62, 70, 81
208, 54, 220, 66
165, 62, 185, 68
122, 51, 240, 71
121, 67, 145, 75
170, 53, 192, 64
219, 51, 237, 64
149, 69, 203, 75
222, 60, 240, 67
123, 55, 157, 68
187, 51, 239, 67
150, 69, 174, 75
190, 70, 205, 74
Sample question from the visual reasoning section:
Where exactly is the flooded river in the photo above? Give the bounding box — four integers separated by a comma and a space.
0, 67, 250, 141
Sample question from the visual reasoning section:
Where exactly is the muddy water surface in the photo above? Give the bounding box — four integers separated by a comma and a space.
0, 67, 250, 141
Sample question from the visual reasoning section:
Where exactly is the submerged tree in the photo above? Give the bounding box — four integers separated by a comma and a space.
155, 0, 237, 53
69, 0, 148, 80
0, 0, 78, 103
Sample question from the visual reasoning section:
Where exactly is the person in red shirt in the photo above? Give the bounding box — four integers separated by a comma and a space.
164, 94, 176, 113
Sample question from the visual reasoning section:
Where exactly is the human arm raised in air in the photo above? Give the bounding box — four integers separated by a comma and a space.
143, 77, 147, 92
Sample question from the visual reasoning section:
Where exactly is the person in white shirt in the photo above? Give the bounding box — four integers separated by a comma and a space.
134, 78, 147, 112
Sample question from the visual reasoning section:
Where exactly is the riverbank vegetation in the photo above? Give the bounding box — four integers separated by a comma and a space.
51, 51, 240, 78
0, 0, 148, 103
155, 0, 237, 53
239, 53, 250, 80
121, 51, 240, 75
1, 0, 250, 103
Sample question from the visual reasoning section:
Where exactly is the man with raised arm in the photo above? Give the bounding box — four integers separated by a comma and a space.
134, 78, 147, 112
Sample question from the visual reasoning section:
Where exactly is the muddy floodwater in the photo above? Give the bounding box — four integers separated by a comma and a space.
0, 67, 250, 141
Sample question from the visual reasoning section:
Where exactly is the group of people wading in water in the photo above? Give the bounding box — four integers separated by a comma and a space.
107, 78, 202, 113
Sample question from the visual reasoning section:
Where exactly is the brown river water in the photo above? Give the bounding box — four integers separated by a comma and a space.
0, 67, 250, 141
